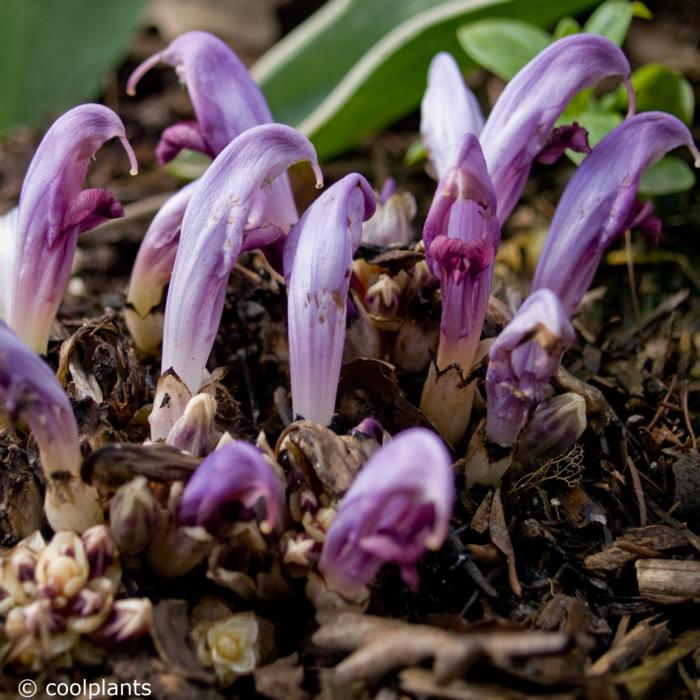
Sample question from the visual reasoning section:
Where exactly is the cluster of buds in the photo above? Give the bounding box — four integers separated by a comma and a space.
0, 526, 151, 669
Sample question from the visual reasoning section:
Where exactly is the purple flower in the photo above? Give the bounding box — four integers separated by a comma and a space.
532, 112, 700, 315
178, 441, 282, 536
422, 37, 633, 223
479, 34, 632, 222
0, 321, 101, 531
125, 182, 197, 354
485, 289, 575, 447
419, 134, 499, 443
159, 124, 322, 397
127, 30, 297, 233
421, 52, 484, 179
3, 105, 137, 353
319, 427, 453, 598
284, 174, 375, 425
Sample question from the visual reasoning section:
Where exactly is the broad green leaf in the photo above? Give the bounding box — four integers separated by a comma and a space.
553, 17, 581, 39
639, 156, 696, 196
582, 0, 634, 45
616, 64, 695, 125
0, 0, 145, 132
254, 0, 600, 161
457, 19, 551, 81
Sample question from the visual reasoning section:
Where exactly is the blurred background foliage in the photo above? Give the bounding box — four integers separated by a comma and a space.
0, 0, 696, 194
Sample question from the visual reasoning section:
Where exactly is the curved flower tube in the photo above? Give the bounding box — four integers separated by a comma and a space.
480, 35, 632, 223
127, 30, 297, 233
419, 134, 500, 444
319, 428, 454, 598
160, 124, 322, 397
532, 112, 700, 315
421, 52, 484, 179
125, 182, 197, 354
485, 289, 575, 447
5, 105, 137, 353
284, 173, 375, 425
0, 321, 102, 532
178, 441, 282, 536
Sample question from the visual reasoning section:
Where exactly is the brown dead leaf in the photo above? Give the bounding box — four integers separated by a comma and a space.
254, 653, 309, 700
489, 489, 522, 597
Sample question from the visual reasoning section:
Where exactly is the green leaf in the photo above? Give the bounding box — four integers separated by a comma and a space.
639, 156, 696, 196
404, 139, 427, 166
254, 0, 600, 161
631, 1, 652, 19
457, 19, 551, 81
553, 17, 581, 39
618, 64, 695, 125
161, 150, 212, 182
0, 0, 145, 132
582, 0, 634, 45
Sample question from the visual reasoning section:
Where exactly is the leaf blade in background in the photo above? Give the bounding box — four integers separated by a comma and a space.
639, 156, 696, 196
457, 19, 551, 81
582, 0, 634, 44
254, 0, 600, 161
0, 0, 145, 133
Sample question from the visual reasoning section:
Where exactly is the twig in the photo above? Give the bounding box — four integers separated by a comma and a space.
647, 375, 677, 431
627, 457, 647, 527
681, 381, 697, 449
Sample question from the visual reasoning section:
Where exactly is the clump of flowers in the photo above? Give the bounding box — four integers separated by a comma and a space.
0, 526, 150, 669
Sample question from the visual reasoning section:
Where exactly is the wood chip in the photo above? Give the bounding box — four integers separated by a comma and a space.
636, 559, 700, 603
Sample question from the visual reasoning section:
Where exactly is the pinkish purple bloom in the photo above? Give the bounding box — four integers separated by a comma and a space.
485, 289, 575, 447
319, 428, 453, 598
178, 442, 281, 536
421, 52, 484, 179
284, 174, 375, 425
479, 34, 633, 222
422, 37, 633, 224
532, 112, 700, 315
3, 105, 137, 353
160, 124, 321, 396
127, 30, 297, 233
423, 134, 500, 372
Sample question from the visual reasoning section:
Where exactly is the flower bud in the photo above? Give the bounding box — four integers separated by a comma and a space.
93, 598, 153, 643
364, 274, 402, 320
35, 532, 89, 607
166, 393, 217, 457
109, 476, 161, 556
515, 392, 587, 464
361, 188, 416, 246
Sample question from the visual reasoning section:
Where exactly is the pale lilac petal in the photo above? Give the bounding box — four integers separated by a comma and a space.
421, 52, 485, 179
128, 30, 298, 233
532, 112, 699, 315
7, 104, 137, 353
485, 289, 575, 447
161, 124, 322, 395
178, 441, 281, 535
127, 182, 198, 320
156, 120, 213, 164
319, 428, 454, 597
480, 35, 633, 223
284, 174, 375, 425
